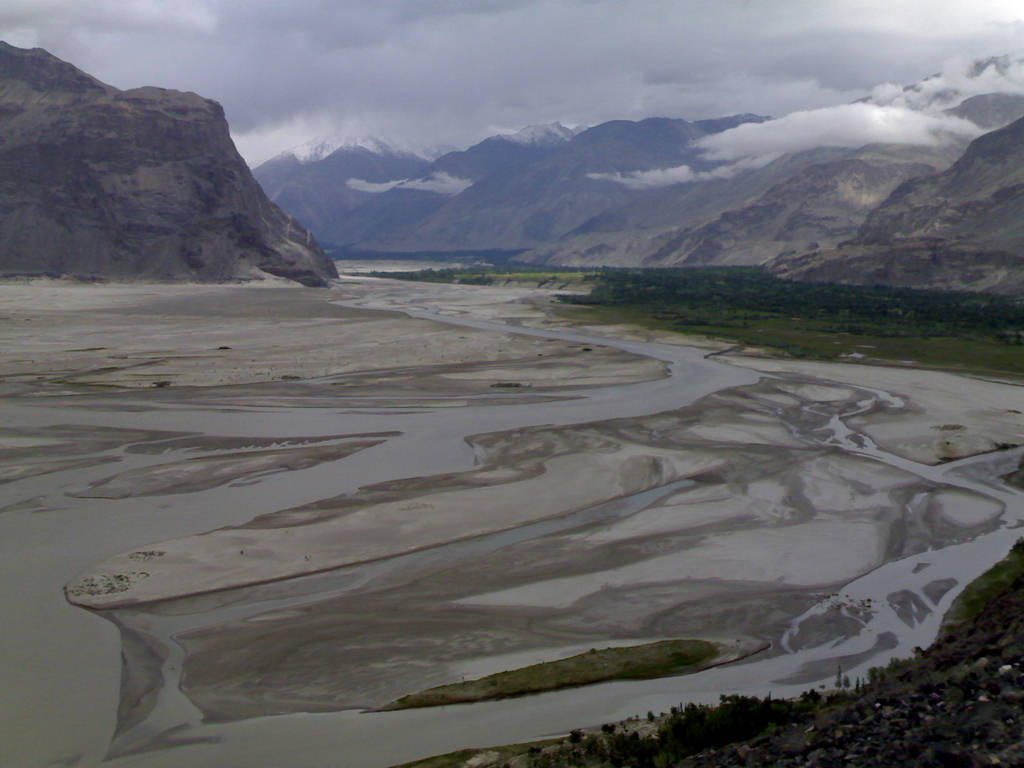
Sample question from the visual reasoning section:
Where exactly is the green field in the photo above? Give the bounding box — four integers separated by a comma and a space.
381, 639, 719, 710
565, 303, 1024, 375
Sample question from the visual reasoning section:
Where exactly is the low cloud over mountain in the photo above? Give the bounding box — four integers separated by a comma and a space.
7, 2, 1024, 165
586, 155, 778, 190
347, 172, 473, 196
696, 103, 980, 162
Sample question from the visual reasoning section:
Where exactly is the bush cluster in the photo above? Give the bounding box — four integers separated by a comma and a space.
527, 692, 839, 768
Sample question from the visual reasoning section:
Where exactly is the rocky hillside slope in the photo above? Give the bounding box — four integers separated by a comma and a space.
770, 115, 1024, 294
526, 144, 954, 269
0, 42, 337, 286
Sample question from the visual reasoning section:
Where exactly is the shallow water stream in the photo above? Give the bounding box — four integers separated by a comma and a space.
0, 280, 1021, 768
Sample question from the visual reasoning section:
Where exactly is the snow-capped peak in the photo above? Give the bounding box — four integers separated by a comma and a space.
503, 122, 580, 146
276, 135, 394, 163
276, 135, 452, 164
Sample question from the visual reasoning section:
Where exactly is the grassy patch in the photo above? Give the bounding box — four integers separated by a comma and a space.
563, 304, 1024, 376
382, 639, 719, 710
942, 538, 1024, 629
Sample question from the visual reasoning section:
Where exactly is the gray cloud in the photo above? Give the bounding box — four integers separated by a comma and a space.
347, 172, 473, 195
696, 104, 983, 161
695, 56, 1024, 162
2, 1, 1023, 165
586, 155, 779, 189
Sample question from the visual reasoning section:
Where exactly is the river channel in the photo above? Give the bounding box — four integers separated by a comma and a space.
1, 280, 1021, 768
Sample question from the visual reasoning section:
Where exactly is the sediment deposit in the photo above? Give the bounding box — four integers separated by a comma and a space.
0, 276, 1020, 768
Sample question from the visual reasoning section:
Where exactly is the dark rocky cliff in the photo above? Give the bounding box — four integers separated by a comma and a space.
0, 42, 337, 286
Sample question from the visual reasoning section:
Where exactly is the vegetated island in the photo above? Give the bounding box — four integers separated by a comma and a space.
393, 539, 1024, 768
378, 266, 1024, 376
380, 639, 724, 710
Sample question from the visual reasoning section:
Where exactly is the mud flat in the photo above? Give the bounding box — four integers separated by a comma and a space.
0, 275, 1021, 768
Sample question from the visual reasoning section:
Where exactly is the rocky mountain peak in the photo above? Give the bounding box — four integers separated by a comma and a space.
503, 122, 579, 146
0, 41, 112, 100
0, 43, 337, 286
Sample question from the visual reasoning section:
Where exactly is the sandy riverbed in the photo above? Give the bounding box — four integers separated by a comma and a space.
1, 275, 1022, 768
0, 277, 660, 392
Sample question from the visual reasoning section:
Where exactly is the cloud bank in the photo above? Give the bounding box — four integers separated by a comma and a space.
591, 53, 1023, 190
587, 155, 779, 190
696, 102, 983, 162
871, 54, 1024, 111
2, 1, 1024, 164
347, 172, 472, 196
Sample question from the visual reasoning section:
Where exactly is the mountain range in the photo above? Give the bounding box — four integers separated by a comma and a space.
255, 57, 1024, 294
254, 114, 770, 253
0, 42, 337, 286
2, 40, 1021, 294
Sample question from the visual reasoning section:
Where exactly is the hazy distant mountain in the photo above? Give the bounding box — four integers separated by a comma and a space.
526, 143, 958, 268
253, 130, 550, 250
275, 135, 450, 165
501, 122, 580, 146
645, 157, 939, 266
0, 43, 336, 286
254, 115, 770, 252
523, 60, 1024, 274
945, 92, 1024, 130
253, 144, 435, 246
247, 53, 1024, 294
771, 115, 1024, 294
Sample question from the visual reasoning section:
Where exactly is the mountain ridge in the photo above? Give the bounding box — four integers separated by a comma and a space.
771, 115, 1024, 294
255, 113, 770, 252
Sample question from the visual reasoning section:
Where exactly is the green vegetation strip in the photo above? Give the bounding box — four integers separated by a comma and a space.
559, 267, 1024, 375
382, 639, 719, 710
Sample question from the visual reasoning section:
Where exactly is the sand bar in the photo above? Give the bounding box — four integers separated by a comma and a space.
0, 275, 1021, 768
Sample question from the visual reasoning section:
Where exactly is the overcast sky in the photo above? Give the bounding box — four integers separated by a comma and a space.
3, 0, 1024, 165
